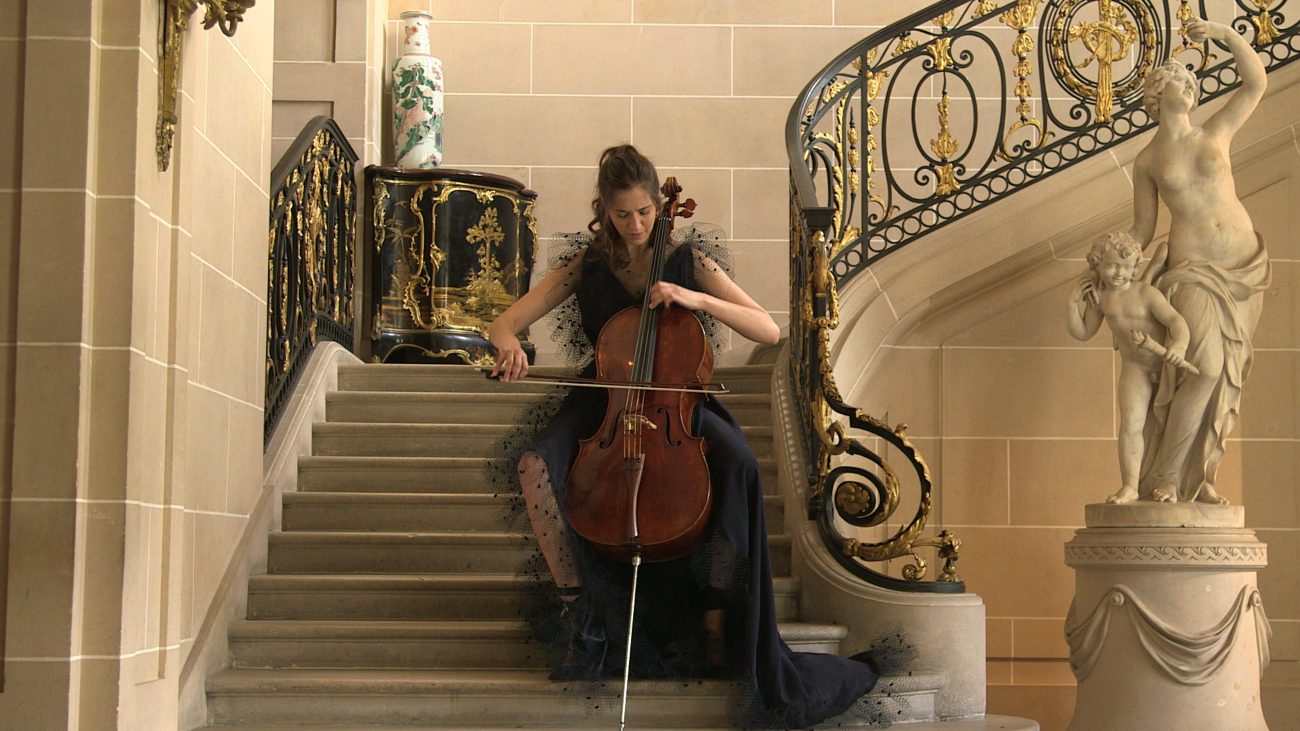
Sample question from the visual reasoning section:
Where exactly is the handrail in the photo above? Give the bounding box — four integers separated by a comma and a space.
266, 116, 359, 443
786, 0, 1300, 590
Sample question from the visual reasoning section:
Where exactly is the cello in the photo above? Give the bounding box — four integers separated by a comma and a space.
565, 178, 714, 730
563, 177, 714, 566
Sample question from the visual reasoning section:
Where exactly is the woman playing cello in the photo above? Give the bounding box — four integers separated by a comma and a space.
487, 144, 877, 728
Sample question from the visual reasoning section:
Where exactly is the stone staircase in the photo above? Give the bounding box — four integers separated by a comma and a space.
198, 363, 962, 729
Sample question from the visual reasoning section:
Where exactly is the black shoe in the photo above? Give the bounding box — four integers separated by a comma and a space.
549, 594, 605, 681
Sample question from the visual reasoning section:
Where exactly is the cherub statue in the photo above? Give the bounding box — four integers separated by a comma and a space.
1068, 232, 1192, 504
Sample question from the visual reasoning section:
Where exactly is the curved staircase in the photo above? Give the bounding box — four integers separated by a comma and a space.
199, 363, 1036, 729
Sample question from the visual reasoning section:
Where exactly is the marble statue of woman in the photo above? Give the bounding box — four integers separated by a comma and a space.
1126, 17, 1272, 504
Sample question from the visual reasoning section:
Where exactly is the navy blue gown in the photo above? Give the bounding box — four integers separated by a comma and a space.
523, 242, 878, 728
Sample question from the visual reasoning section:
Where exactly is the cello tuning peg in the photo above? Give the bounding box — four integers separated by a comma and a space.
677, 198, 697, 219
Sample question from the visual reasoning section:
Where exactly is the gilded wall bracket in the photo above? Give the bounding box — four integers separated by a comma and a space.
157, 0, 256, 171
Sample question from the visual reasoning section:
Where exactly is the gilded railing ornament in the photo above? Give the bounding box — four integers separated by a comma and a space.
266, 117, 358, 442
1048, 0, 1159, 127
157, 0, 255, 171
1171, 0, 1211, 66
893, 32, 920, 56
998, 0, 1053, 160
927, 37, 955, 70
930, 92, 962, 195
787, 220, 963, 591
1251, 0, 1281, 46
1064, 0, 1141, 123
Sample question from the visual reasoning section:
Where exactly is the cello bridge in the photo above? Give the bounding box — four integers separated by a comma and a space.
623, 414, 657, 432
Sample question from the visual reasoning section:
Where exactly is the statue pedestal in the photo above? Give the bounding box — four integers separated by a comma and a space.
1064, 503, 1271, 731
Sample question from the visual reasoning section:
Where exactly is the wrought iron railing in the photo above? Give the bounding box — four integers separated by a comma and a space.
789, 205, 963, 592
266, 116, 358, 443
787, 0, 1300, 590
790, 0, 1300, 281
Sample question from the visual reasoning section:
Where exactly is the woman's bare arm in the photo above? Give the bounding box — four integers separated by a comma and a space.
647, 249, 780, 345
1188, 18, 1266, 139
488, 251, 584, 381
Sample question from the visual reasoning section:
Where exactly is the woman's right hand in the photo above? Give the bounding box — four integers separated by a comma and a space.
490, 334, 528, 383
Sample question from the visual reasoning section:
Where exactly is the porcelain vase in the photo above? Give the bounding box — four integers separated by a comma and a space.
392, 11, 443, 168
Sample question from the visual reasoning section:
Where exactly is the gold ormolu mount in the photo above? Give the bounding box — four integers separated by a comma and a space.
157, 0, 256, 171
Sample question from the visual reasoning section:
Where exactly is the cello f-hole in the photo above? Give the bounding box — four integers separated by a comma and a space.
599, 409, 626, 449
655, 406, 683, 447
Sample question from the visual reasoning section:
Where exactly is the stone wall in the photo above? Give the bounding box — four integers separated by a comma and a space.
0, 0, 273, 728
381, 0, 910, 363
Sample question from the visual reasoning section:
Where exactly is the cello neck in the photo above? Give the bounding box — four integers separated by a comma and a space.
629, 211, 671, 384
629, 177, 691, 384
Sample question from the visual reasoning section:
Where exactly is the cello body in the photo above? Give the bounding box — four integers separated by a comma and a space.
563, 179, 714, 564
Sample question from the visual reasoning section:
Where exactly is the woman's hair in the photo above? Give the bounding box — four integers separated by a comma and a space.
1143, 60, 1199, 122
1087, 231, 1143, 286
586, 144, 663, 269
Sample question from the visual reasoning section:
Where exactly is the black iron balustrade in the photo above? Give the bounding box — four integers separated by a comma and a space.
786, 0, 1299, 590
266, 116, 359, 443
790, 0, 1300, 282
789, 196, 962, 592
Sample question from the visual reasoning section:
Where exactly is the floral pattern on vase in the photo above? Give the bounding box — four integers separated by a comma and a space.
392, 11, 443, 168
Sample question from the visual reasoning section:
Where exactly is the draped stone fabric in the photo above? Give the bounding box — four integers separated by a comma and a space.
1065, 584, 1272, 685
1139, 235, 1272, 501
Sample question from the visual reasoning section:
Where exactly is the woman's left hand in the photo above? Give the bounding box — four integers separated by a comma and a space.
648, 281, 706, 311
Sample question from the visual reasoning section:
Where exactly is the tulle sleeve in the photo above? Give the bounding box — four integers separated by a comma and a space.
542, 233, 596, 369
668, 223, 735, 356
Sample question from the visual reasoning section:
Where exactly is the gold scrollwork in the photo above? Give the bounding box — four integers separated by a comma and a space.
999, 0, 1053, 161
1170, 0, 1213, 68
374, 176, 534, 340
860, 55, 896, 234
268, 124, 355, 406
1049, 0, 1157, 126
1251, 0, 1281, 46
930, 93, 962, 195
463, 207, 511, 317
1067, 0, 1139, 124
810, 83, 861, 256
157, 0, 256, 171
521, 198, 539, 250
381, 343, 496, 366
927, 37, 955, 71
799, 229, 951, 576
893, 32, 920, 57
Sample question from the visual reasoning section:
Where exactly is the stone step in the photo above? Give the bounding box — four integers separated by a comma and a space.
282, 492, 785, 533
326, 391, 773, 427
227, 619, 846, 669
336, 364, 774, 396
246, 574, 802, 622
296, 456, 780, 496
192, 717, 1040, 728
194, 723, 1038, 731
206, 668, 943, 727
267, 532, 791, 576
311, 423, 775, 459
